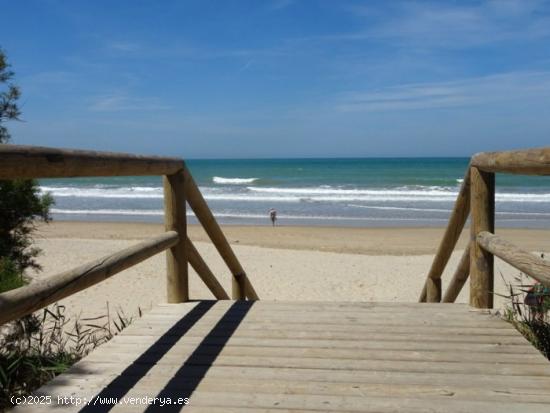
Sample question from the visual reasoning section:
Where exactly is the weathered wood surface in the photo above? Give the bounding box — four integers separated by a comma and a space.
164, 170, 189, 303
471, 147, 550, 175
420, 168, 470, 302
0, 232, 179, 325
0, 144, 183, 178
477, 231, 550, 287
470, 167, 495, 309
442, 244, 470, 303
184, 167, 258, 300
19, 301, 550, 413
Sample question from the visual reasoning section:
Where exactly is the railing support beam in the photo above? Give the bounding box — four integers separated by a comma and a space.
426, 278, 442, 303
420, 168, 471, 302
469, 167, 495, 309
184, 167, 258, 300
164, 169, 189, 303
442, 243, 471, 303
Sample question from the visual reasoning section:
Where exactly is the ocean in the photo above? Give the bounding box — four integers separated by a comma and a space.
40, 158, 550, 228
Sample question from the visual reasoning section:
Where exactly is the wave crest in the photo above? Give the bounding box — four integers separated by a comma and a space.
213, 176, 258, 184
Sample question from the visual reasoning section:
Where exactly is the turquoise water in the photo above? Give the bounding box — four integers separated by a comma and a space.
39, 158, 550, 228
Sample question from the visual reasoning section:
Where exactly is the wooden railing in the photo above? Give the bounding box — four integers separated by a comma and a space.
419, 147, 550, 308
0, 145, 258, 325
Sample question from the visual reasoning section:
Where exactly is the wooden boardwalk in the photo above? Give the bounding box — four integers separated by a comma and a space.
18, 301, 550, 412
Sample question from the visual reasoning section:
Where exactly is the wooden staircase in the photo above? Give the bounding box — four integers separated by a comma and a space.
2, 145, 550, 412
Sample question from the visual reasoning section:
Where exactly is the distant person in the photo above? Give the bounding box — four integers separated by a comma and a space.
269, 208, 277, 227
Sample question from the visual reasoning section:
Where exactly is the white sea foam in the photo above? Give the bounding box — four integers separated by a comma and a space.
213, 176, 258, 184
51, 208, 164, 216
41, 185, 550, 203
247, 186, 454, 195
50, 208, 450, 221
348, 204, 451, 213
41, 186, 164, 199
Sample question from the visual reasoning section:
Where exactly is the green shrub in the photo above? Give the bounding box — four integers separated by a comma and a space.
0, 258, 25, 293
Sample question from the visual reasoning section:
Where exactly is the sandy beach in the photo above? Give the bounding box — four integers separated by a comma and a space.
28, 221, 550, 323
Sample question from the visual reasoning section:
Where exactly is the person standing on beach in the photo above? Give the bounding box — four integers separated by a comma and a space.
269, 208, 277, 226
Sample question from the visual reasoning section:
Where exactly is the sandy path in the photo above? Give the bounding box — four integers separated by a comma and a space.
32, 235, 529, 323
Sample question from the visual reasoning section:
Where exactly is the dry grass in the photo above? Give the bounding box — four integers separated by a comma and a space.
498, 264, 550, 361
0, 303, 138, 410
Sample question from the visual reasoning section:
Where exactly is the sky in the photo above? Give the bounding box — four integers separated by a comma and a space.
1, 0, 550, 158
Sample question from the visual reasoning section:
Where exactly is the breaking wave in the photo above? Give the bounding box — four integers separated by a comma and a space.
213, 176, 259, 184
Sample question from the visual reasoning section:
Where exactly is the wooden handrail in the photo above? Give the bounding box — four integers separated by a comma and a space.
471, 147, 550, 175
419, 167, 471, 302
0, 144, 184, 178
0, 232, 179, 325
419, 147, 550, 308
184, 166, 259, 300
0, 144, 258, 317
477, 231, 550, 287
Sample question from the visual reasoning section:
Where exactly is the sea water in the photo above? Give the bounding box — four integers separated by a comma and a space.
40, 158, 550, 228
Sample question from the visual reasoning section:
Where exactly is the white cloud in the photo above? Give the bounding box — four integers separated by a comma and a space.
334, 0, 550, 48
89, 94, 170, 112
337, 71, 550, 112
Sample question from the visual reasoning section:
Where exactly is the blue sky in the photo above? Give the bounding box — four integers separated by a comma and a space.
1, 0, 550, 158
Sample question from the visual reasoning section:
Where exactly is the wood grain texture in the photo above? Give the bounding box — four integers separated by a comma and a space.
470, 167, 495, 309
420, 168, 470, 302
471, 146, 550, 175
0, 144, 183, 178
20, 301, 550, 413
0, 232, 179, 325
164, 171, 189, 302
477, 231, 550, 287
442, 243, 471, 303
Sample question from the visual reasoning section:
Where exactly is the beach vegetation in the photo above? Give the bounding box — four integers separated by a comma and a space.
0, 303, 136, 409
0, 48, 53, 293
499, 262, 550, 360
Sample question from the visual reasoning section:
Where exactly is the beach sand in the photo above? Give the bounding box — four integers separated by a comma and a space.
31, 221, 550, 322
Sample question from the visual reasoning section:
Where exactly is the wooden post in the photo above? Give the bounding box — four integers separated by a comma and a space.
164, 169, 189, 303
469, 167, 495, 309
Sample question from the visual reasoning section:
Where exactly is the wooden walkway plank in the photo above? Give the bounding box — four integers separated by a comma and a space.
15, 301, 550, 413
90, 342, 541, 364
46, 363, 550, 392
101, 334, 535, 354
